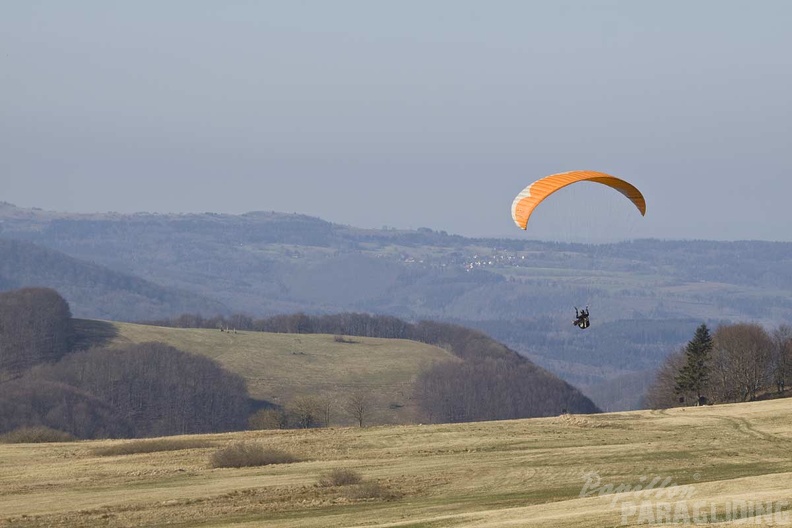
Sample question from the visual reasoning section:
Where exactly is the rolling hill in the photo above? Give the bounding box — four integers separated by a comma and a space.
3, 398, 791, 527
103, 321, 459, 425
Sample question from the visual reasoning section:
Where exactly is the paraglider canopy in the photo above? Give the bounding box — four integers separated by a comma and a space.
511, 170, 646, 231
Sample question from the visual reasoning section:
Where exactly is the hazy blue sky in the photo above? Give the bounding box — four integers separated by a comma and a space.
2, 1, 791, 241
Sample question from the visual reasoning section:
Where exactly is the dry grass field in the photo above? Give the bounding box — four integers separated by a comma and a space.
2, 398, 791, 527
104, 321, 458, 424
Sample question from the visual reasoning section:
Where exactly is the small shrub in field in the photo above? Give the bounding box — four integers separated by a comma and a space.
0, 426, 77, 443
91, 438, 215, 456
318, 468, 363, 487
209, 441, 298, 468
248, 408, 287, 430
343, 480, 395, 500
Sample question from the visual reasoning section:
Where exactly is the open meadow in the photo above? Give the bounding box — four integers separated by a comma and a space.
2, 398, 791, 527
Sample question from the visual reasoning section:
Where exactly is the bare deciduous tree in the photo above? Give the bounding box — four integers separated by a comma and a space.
345, 391, 370, 427
772, 325, 792, 394
288, 395, 322, 428
318, 398, 334, 428
711, 324, 774, 402
644, 347, 687, 409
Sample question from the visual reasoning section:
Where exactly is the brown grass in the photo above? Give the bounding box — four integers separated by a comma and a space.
2, 399, 792, 527
341, 480, 396, 500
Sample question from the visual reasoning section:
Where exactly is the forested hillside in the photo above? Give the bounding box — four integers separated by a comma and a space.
0, 288, 597, 439
0, 288, 250, 438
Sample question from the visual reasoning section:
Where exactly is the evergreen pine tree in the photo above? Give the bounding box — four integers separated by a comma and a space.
675, 323, 713, 404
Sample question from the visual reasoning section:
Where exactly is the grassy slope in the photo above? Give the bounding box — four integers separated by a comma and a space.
106, 321, 458, 424
2, 399, 791, 527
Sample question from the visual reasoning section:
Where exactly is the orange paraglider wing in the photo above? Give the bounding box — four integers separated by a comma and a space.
511, 170, 646, 230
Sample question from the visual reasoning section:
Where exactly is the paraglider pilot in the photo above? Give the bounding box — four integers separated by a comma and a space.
573, 307, 590, 329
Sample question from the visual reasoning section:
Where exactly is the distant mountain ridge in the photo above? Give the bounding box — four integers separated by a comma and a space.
0, 237, 226, 320
5, 202, 792, 321
4, 202, 792, 411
